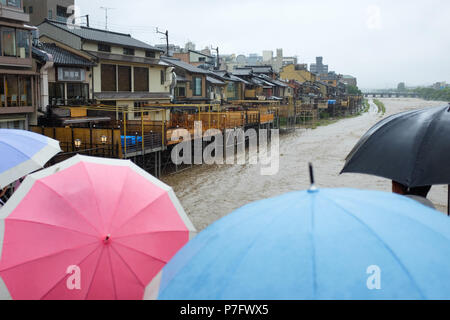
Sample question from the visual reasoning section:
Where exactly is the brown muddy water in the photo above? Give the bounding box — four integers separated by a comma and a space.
163, 98, 449, 231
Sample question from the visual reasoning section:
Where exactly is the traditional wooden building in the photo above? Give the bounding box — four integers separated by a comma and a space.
162, 57, 210, 104
37, 19, 172, 121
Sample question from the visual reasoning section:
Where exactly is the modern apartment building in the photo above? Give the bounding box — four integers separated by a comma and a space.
310, 56, 328, 75
23, 0, 74, 26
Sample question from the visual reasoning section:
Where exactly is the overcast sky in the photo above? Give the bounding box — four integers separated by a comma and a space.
74, 0, 450, 89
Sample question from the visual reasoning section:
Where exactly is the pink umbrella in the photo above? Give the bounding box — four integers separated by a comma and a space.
0, 155, 196, 300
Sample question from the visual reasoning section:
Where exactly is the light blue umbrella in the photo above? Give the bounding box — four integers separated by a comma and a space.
0, 129, 61, 188
144, 188, 450, 300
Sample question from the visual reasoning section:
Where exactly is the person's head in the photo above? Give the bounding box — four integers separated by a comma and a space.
392, 181, 431, 198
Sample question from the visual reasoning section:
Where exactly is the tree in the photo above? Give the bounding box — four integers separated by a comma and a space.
347, 85, 361, 95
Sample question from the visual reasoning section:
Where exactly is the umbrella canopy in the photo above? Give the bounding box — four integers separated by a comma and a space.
0, 129, 61, 188
341, 105, 450, 187
145, 188, 450, 300
0, 155, 196, 300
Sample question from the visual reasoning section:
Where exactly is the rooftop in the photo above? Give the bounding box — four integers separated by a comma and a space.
161, 57, 210, 74
39, 43, 94, 67
41, 19, 163, 52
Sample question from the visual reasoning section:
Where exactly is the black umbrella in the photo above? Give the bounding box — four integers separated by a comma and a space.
341, 104, 450, 213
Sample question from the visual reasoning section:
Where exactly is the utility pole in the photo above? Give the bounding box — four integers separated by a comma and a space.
100, 7, 114, 30
214, 47, 219, 70
156, 28, 169, 56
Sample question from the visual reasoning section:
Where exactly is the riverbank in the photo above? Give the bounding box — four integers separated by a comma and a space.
163, 98, 448, 231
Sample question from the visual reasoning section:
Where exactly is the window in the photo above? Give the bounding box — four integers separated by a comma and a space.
101, 64, 117, 91
0, 120, 25, 129
67, 83, 89, 100
49, 82, 65, 105
160, 70, 165, 85
123, 47, 135, 56
2, 0, 22, 9
28, 6, 32, 13
175, 86, 186, 97
56, 5, 68, 18
192, 77, 202, 96
146, 51, 156, 58
5, 75, 18, 106
18, 76, 32, 106
48, 9, 53, 19
118, 66, 131, 91
0, 77, 4, 107
2, 28, 16, 57
199, 57, 206, 62
134, 67, 149, 92
17, 29, 30, 58
98, 43, 111, 53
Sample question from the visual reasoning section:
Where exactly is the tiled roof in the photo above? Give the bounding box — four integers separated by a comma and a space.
40, 43, 94, 66
43, 19, 163, 51
206, 76, 225, 85
232, 68, 253, 76
161, 57, 209, 74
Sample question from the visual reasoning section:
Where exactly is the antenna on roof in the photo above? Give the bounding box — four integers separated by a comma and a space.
156, 28, 169, 57
100, 7, 115, 30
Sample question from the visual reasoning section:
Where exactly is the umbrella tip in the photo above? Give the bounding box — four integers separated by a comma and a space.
308, 163, 318, 193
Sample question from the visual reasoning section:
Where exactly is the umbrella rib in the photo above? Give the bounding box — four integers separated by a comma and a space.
111, 192, 166, 235
109, 244, 146, 288
409, 110, 442, 186
320, 193, 426, 299
84, 245, 106, 300
5, 218, 99, 239
112, 241, 168, 265
80, 161, 106, 233
0, 240, 99, 273
214, 207, 286, 300
106, 246, 118, 300
107, 169, 131, 233
39, 243, 101, 300
114, 230, 188, 240
36, 180, 103, 236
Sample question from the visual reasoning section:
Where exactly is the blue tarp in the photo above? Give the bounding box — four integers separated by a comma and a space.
328, 100, 337, 105
121, 135, 142, 146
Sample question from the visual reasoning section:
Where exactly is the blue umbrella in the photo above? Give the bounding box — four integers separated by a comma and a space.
144, 188, 450, 300
0, 129, 61, 188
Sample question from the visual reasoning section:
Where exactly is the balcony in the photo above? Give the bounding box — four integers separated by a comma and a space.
0, 0, 29, 22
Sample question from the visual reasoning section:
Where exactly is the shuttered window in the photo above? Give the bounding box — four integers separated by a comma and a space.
101, 64, 116, 91
134, 67, 149, 92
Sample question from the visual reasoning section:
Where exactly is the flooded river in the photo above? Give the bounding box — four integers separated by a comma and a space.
163, 98, 449, 231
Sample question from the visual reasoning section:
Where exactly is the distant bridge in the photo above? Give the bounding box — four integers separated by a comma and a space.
363, 92, 419, 98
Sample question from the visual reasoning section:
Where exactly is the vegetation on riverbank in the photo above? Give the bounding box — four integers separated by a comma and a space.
373, 99, 386, 115
413, 87, 450, 102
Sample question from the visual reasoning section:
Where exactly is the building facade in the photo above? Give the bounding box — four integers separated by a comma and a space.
0, 0, 41, 129
310, 56, 328, 75
23, 0, 74, 26
38, 19, 173, 121
280, 64, 317, 84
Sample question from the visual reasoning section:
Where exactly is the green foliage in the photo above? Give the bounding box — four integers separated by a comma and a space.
347, 85, 362, 95
373, 99, 386, 115
414, 87, 450, 102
